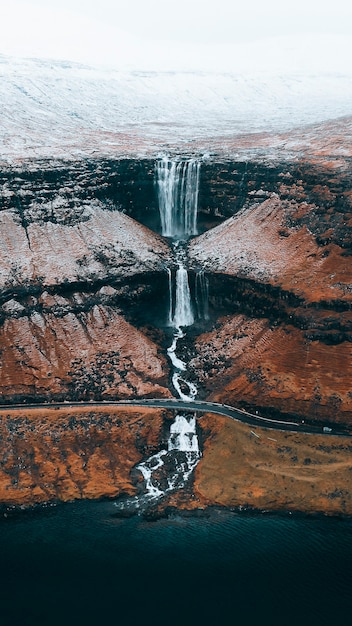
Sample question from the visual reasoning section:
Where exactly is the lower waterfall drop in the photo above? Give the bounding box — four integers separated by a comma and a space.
195, 270, 209, 321
167, 249, 197, 402
136, 411, 200, 500
172, 263, 194, 328
133, 250, 201, 504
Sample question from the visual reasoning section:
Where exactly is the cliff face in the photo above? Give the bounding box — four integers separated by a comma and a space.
0, 406, 168, 506
0, 190, 167, 289
191, 193, 352, 302
0, 192, 172, 402
191, 316, 352, 423
0, 305, 169, 402
1, 124, 352, 419
0, 159, 159, 231
189, 148, 352, 425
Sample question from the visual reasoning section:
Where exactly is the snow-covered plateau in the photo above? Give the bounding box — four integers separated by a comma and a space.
1, 53, 352, 162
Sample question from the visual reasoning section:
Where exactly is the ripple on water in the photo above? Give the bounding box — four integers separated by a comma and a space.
0, 502, 352, 625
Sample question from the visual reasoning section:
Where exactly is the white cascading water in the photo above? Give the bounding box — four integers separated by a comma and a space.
115, 158, 205, 510
195, 269, 209, 321
156, 157, 200, 239
166, 267, 173, 326
167, 275, 198, 402
136, 412, 200, 500
172, 263, 194, 327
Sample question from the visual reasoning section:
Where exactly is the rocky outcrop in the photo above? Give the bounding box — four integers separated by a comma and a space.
189, 181, 352, 425
0, 304, 169, 402
0, 159, 159, 231
190, 194, 352, 301
191, 316, 352, 423
0, 405, 170, 506
0, 195, 172, 402
0, 197, 168, 290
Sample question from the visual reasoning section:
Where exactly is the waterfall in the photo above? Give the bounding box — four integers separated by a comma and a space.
137, 451, 167, 498
156, 157, 200, 239
114, 157, 203, 513
172, 263, 194, 328
166, 267, 173, 326
135, 414, 200, 500
168, 415, 199, 452
195, 270, 209, 321
171, 372, 197, 403
167, 265, 209, 328
134, 245, 200, 503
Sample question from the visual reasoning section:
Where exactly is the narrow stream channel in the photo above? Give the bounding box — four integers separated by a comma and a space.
115, 157, 204, 511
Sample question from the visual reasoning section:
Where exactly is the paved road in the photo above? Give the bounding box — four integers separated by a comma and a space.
119, 398, 350, 436
0, 397, 349, 437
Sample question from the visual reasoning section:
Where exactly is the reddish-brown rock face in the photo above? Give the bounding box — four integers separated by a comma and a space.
0, 406, 168, 506
190, 195, 352, 303
191, 413, 352, 516
0, 305, 170, 402
189, 150, 352, 426
192, 316, 352, 423
0, 200, 169, 289
0, 194, 172, 403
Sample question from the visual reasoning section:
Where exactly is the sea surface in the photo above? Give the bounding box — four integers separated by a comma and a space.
0, 500, 351, 626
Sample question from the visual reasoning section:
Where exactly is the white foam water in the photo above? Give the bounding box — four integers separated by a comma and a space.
118, 157, 203, 508
168, 415, 199, 453
172, 263, 194, 327
156, 158, 200, 239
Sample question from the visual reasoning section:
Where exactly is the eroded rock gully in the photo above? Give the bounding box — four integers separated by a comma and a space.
1, 117, 352, 510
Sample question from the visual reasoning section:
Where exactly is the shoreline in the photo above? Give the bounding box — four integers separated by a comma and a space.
1, 404, 352, 516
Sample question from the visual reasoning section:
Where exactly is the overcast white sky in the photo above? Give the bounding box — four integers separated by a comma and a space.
1, 0, 352, 72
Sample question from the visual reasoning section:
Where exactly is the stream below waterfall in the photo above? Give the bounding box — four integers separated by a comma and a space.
115, 157, 205, 512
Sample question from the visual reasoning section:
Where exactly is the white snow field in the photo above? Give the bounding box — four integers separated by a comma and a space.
1, 53, 352, 161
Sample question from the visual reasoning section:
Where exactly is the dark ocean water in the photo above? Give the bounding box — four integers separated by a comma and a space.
0, 500, 351, 626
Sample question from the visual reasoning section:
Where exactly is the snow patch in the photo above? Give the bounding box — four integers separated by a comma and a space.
1, 54, 352, 160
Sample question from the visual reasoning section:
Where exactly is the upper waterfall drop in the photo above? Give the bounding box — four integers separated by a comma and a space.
156, 157, 200, 239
